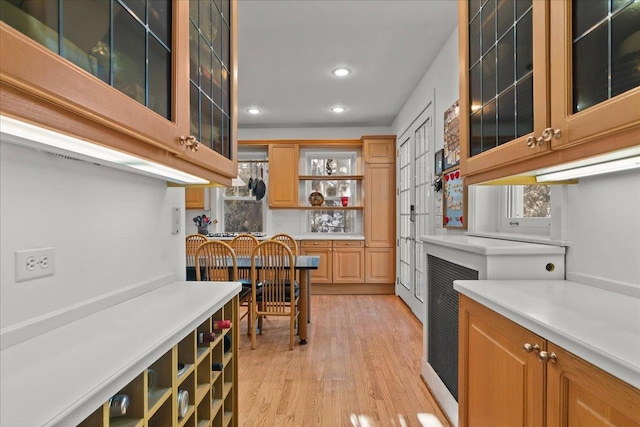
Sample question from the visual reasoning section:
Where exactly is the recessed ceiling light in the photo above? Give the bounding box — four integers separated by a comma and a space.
331, 106, 346, 113
331, 67, 351, 77
247, 108, 261, 114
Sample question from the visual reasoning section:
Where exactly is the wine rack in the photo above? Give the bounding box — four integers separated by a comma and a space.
77, 298, 238, 427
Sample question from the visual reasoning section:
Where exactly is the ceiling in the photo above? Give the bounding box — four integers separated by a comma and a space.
236, 0, 458, 129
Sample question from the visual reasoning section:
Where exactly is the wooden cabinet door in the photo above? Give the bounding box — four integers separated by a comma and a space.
459, 296, 545, 427
364, 163, 395, 248
549, 0, 640, 152
0, 1, 237, 184
458, 0, 551, 178
332, 247, 364, 284
268, 144, 299, 208
546, 342, 640, 427
364, 247, 395, 283
300, 241, 332, 284
363, 136, 395, 163
185, 187, 205, 210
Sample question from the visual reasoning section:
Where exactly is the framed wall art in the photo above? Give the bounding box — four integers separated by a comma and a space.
443, 168, 467, 229
443, 100, 460, 170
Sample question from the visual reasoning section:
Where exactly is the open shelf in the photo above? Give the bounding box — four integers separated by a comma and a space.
299, 174, 363, 180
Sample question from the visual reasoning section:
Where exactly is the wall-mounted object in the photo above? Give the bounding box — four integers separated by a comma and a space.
443, 101, 460, 170
443, 169, 466, 229
435, 149, 444, 176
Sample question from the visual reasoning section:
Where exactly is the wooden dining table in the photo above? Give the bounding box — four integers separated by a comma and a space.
187, 255, 319, 344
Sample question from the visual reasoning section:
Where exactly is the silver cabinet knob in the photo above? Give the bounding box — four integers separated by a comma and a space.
523, 343, 540, 353
526, 136, 536, 148
538, 351, 558, 363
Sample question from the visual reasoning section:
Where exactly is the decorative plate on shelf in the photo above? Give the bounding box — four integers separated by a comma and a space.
309, 191, 325, 206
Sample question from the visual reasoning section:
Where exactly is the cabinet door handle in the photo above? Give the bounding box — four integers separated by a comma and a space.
179, 135, 200, 152
538, 351, 558, 363
541, 127, 562, 142
523, 343, 540, 353
526, 136, 536, 148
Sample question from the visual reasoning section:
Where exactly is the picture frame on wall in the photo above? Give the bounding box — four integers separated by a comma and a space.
443, 100, 460, 170
434, 149, 444, 176
443, 168, 467, 229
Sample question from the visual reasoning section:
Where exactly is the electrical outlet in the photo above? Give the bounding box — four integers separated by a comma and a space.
15, 247, 55, 282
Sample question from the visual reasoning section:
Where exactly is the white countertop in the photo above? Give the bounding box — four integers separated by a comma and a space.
420, 235, 565, 255
0, 281, 241, 427
454, 279, 640, 389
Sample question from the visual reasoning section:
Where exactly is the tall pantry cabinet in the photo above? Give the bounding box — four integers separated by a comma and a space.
363, 136, 396, 289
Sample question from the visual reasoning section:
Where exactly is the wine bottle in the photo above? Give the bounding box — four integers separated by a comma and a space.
212, 362, 223, 371
213, 320, 231, 330
198, 332, 216, 344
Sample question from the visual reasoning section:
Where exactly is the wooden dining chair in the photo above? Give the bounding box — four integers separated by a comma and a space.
230, 234, 260, 334
186, 234, 208, 281
250, 240, 299, 350
194, 240, 238, 282
230, 234, 260, 285
195, 240, 253, 330
270, 233, 298, 255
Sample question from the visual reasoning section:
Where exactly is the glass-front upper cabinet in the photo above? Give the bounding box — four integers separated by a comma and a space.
549, 0, 640, 150
0, 0, 237, 183
189, 0, 232, 159
460, 0, 639, 184
459, 0, 551, 177
0, 0, 172, 118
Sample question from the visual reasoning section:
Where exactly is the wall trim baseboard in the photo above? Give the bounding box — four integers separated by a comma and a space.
566, 272, 640, 298
0, 274, 175, 350
422, 358, 459, 427
311, 283, 394, 295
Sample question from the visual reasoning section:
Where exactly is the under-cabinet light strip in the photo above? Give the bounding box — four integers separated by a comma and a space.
536, 155, 640, 182
0, 115, 209, 184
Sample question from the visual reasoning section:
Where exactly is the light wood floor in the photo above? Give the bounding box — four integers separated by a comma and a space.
237, 295, 452, 427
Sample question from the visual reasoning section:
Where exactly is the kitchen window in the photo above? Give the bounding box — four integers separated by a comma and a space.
498, 185, 551, 235
221, 160, 265, 232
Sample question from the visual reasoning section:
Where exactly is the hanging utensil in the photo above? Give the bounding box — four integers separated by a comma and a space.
247, 164, 254, 190
256, 164, 266, 201
252, 164, 258, 197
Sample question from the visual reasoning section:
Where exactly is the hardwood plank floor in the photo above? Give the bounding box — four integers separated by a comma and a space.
237, 295, 452, 427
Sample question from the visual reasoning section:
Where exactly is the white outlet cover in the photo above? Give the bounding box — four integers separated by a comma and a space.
15, 247, 55, 282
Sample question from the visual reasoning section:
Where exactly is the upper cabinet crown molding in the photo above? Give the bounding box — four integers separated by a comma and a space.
458, 0, 640, 185
0, 0, 238, 185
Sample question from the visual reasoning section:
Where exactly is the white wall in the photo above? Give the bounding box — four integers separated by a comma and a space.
238, 126, 392, 141
391, 27, 462, 236
0, 140, 185, 330
392, 28, 459, 155
565, 169, 640, 290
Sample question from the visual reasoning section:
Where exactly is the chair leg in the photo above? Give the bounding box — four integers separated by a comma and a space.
250, 305, 257, 350
289, 314, 295, 350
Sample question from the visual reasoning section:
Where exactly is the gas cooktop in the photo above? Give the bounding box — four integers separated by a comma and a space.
207, 232, 267, 238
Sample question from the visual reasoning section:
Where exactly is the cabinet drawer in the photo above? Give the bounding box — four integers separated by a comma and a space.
333, 240, 364, 248
300, 240, 332, 248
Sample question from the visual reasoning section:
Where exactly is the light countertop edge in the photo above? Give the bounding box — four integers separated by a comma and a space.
0, 281, 241, 427
454, 279, 640, 389
419, 235, 566, 255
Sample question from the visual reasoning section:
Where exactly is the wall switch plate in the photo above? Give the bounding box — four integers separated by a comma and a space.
172, 207, 181, 234
15, 247, 55, 282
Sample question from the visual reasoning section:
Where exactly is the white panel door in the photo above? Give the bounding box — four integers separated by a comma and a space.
396, 102, 435, 322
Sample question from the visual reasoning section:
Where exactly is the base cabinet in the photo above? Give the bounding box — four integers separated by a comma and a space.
364, 247, 395, 284
459, 295, 640, 427
300, 240, 364, 285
